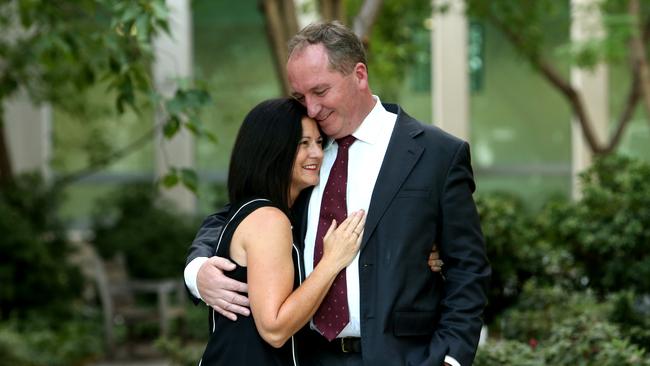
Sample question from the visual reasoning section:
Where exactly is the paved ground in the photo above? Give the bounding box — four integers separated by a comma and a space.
91, 360, 170, 366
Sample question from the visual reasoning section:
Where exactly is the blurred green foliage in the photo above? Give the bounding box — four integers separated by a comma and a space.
475, 192, 537, 323
480, 154, 650, 319
562, 155, 650, 294
463, 0, 650, 69
91, 184, 199, 279
1, 1, 159, 103
0, 174, 81, 320
0, 0, 212, 190
477, 285, 650, 365
476, 314, 650, 365
474, 339, 543, 366
499, 283, 607, 342
477, 153, 650, 364
155, 336, 204, 366
609, 291, 650, 351
0, 317, 103, 366
347, 0, 431, 102
543, 314, 650, 365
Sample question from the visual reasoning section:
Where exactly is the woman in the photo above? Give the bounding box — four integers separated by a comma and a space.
199, 98, 365, 365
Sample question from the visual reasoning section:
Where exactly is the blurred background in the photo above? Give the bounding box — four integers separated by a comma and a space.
1, 0, 649, 365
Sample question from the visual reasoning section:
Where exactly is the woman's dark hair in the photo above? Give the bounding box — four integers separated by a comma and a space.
228, 98, 307, 215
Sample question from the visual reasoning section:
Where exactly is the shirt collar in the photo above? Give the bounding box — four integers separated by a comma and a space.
325, 95, 387, 150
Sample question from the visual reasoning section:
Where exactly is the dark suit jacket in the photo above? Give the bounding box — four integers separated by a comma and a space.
186, 104, 490, 366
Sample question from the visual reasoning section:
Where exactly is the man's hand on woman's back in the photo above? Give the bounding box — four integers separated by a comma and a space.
198, 256, 251, 320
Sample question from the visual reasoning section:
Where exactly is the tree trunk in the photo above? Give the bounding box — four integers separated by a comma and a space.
319, 0, 345, 22
352, 0, 383, 45
486, 12, 640, 156
0, 105, 14, 187
629, 0, 650, 127
261, 0, 383, 95
260, 0, 300, 96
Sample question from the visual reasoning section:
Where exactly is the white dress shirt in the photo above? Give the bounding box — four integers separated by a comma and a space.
304, 96, 396, 337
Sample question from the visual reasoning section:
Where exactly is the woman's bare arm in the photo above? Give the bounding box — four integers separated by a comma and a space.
233, 206, 364, 348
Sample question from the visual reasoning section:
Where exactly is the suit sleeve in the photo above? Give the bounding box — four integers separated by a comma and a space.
184, 204, 230, 304
429, 142, 490, 366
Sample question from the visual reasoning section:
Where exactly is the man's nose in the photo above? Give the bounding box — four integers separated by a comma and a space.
305, 96, 321, 118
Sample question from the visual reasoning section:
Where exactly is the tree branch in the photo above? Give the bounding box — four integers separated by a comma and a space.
607, 68, 641, 153
260, 0, 299, 95
53, 125, 156, 188
319, 0, 345, 22
487, 13, 609, 154
352, 0, 383, 45
629, 0, 650, 128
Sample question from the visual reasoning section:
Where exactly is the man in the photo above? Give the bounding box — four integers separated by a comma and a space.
185, 21, 490, 366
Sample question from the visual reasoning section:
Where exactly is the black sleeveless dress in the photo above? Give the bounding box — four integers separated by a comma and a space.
199, 199, 302, 366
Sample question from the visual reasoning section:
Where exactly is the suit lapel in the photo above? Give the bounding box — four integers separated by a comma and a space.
362, 106, 424, 250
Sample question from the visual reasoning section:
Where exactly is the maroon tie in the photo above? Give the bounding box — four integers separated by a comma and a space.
313, 135, 356, 341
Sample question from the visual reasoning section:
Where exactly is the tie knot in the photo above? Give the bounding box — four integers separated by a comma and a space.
336, 135, 356, 149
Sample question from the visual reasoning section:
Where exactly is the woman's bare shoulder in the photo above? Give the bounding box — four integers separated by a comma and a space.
240, 206, 291, 237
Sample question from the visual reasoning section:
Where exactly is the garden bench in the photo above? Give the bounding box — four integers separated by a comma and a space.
92, 252, 186, 355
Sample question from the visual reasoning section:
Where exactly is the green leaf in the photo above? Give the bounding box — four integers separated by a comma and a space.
163, 116, 181, 139
119, 5, 140, 24
161, 171, 179, 188
204, 131, 219, 144
151, 0, 170, 21
184, 120, 201, 136
180, 168, 198, 193
165, 98, 183, 115
135, 14, 150, 42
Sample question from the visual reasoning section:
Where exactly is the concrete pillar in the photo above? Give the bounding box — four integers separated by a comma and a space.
4, 92, 52, 180
570, 0, 609, 199
153, 0, 196, 213
431, 0, 470, 141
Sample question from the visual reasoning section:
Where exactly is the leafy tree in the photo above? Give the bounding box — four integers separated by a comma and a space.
260, 0, 427, 100
454, 0, 650, 155
0, 0, 212, 190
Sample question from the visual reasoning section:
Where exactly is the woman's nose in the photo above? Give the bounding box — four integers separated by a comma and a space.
310, 144, 323, 159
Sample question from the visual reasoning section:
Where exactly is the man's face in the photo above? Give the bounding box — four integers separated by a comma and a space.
287, 44, 366, 139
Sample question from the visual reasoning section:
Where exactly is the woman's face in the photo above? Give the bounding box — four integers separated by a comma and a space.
291, 117, 324, 197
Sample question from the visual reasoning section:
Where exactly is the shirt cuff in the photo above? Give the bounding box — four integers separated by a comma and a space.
445, 355, 461, 366
184, 257, 209, 301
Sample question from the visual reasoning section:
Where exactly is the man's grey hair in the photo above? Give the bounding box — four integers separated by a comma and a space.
288, 21, 367, 75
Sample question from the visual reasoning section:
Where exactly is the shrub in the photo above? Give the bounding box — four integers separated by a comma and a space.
543, 315, 650, 365
476, 315, 650, 366
474, 339, 543, 366
608, 291, 650, 352
0, 174, 82, 320
560, 155, 650, 295
155, 337, 203, 366
499, 282, 607, 342
475, 192, 565, 323
0, 316, 103, 366
476, 193, 530, 322
91, 184, 200, 279
482, 154, 650, 328
0, 326, 35, 366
